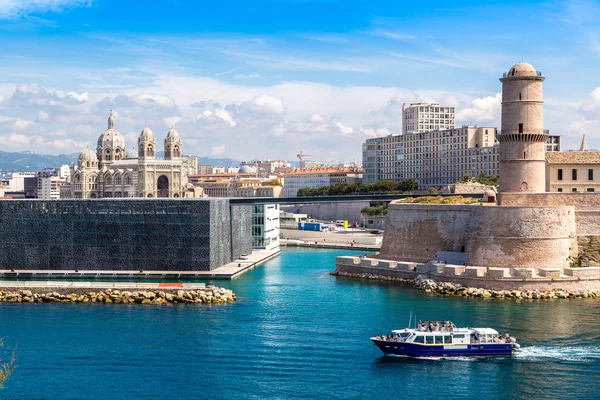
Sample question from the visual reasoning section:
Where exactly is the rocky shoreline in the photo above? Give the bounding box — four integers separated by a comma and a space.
331, 270, 600, 300
0, 287, 236, 304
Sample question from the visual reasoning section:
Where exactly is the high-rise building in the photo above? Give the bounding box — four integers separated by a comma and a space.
283, 168, 363, 197
402, 103, 455, 135
362, 126, 499, 188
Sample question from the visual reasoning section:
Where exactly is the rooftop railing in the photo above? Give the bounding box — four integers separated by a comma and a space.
502, 71, 543, 78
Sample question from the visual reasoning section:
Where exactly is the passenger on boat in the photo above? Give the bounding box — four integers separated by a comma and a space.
428, 321, 434, 332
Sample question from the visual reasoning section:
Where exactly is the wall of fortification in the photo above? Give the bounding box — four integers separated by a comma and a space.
498, 192, 600, 207
379, 203, 576, 268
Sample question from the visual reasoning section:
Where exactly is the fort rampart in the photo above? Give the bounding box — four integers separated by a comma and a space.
335, 256, 600, 292
379, 203, 577, 269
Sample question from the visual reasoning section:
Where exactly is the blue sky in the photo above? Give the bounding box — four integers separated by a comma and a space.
0, 0, 599, 161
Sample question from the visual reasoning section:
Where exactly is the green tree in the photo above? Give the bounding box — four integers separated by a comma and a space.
426, 187, 438, 194
0, 338, 16, 388
398, 178, 418, 192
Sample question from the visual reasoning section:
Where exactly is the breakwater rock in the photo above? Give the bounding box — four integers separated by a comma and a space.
0, 287, 236, 304
331, 271, 600, 300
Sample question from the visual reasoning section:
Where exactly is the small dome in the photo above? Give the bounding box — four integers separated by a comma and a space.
97, 112, 125, 149
167, 127, 180, 139
78, 148, 98, 162
140, 126, 154, 139
239, 165, 254, 173
506, 62, 538, 77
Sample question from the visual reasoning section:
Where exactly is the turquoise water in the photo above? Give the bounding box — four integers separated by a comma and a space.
1, 248, 600, 399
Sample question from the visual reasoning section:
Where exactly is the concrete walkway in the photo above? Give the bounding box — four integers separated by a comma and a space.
0, 247, 281, 281
281, 239, 380, 251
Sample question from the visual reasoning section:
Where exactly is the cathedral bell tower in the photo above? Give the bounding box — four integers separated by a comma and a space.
497, 62, 547, 193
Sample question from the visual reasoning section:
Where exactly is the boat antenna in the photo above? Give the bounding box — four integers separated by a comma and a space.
408, 311, 412, 329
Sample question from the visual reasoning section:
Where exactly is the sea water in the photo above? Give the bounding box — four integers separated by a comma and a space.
1, 248, 600, 399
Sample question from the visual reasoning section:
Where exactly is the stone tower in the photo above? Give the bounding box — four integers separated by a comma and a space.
164, 127, 182, 160
497, 62, 547, 193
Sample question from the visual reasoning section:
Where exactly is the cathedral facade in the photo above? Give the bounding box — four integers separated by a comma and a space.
63, 113, 187, 199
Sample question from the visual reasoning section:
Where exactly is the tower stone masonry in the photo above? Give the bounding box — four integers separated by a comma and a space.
497, 62, 548, 193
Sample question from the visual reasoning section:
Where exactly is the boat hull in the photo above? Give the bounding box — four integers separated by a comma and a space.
372, 339, 513, 357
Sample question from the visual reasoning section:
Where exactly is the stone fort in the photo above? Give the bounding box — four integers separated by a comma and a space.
338, 62, 600, 288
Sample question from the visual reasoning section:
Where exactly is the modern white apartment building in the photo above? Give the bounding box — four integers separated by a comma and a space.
363, 126, 499, 189
402, 103, 455, 134
283, 168, 363, 197
252, 204, 280, 250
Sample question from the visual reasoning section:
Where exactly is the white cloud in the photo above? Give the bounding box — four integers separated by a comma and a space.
243, 94, 286, 114
0, 0, 93, 19
456, 93, 502, 124
38, 110, 49, 121
310, 114, 325, 123
0, 132, 30, 146
272, 124, 287, 137
210, 144, 226, 157
335, 122, 354, 135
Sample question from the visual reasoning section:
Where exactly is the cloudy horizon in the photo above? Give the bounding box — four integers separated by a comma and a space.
1, 0, 600, 162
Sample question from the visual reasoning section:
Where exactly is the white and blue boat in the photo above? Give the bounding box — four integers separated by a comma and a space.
372, 323, 521, 358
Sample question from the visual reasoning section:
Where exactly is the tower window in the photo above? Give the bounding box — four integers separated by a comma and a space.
557, 188, 563, 193
558, 169, 563, 181
518, 123, 523, 133
572, 169, 578, 181
519, 92, 522, 100
589, 169, 594, 181
523, 152, 526, 159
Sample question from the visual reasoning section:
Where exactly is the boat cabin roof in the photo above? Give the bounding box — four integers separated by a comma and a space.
472, 328, 499, 335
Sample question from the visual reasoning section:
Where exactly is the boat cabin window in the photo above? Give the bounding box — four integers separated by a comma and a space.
413, 335, 425, 344
435, 336, 443, 344
449, 334, 465, 344
425, 336, 434, 345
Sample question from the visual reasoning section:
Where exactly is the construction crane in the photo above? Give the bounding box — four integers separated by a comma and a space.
297, 150, 312, 170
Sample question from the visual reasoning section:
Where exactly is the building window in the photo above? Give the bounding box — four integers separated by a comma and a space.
587, 188, 595, 193
572, 169, 578, 181
558, 169, 563, 181
557, 188, 563, 193
572, 188, 577, 192
518, 123, 523, 133
589, 169, 594, 181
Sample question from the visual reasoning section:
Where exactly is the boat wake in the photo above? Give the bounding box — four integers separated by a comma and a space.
515, 346, 600, 362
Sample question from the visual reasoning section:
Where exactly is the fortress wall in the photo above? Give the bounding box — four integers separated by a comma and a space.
0, 199, 252, 272
499, 192, 600, 207
379, 204, 472, 263
380, 203, 576, 268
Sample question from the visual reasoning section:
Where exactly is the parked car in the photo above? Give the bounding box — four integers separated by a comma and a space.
370, 230, 381, 234
239, 254, 249, 260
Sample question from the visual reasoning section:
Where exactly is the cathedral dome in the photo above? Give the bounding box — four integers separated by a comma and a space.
167, 127, 180, 139
140, 126, 154, 140
506, 62, 538, 77
78, 148, 98, 162
97, 112, 125, 149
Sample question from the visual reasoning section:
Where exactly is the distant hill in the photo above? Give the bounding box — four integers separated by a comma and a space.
0, 151, 79, 172
0, 150, 243, 172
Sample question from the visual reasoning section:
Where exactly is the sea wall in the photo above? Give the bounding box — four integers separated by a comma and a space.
0, 286, 236, 304
335, 256, 600, 292
0, 199, 253, 272
380, 203, 576, 269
